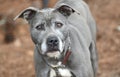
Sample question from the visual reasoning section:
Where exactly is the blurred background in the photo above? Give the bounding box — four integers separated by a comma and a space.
0, 0, 120, 77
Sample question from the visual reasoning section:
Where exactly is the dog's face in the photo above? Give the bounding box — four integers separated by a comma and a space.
15, 5, 75, 60
31, 8, 68, 59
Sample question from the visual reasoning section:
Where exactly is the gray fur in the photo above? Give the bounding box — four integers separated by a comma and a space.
15, 0, 98, 77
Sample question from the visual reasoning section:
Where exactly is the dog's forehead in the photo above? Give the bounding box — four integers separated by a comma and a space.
39, 8, 55, 19
35, 8, 64, 22
31, 8, 66, 26
31, 8, 55, 25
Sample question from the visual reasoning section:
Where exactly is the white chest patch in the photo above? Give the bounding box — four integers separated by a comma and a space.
49, 68, 72, 77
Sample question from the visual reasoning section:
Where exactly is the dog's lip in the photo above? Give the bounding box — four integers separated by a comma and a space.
46, 51, 60, 54
47, 50, 59, 53
46, 51, 61, 58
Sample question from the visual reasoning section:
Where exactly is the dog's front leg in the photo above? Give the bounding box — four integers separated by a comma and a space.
68, 57, 94, 77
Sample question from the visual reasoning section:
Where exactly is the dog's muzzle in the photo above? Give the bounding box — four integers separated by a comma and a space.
36, 33, 72, 67
47, 36, 59, 52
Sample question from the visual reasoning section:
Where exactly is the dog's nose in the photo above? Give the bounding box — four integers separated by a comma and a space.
47, 36, 59, 51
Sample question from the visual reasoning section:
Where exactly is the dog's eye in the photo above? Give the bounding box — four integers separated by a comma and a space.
55, 22, 63, 28
36, 23, 45, 30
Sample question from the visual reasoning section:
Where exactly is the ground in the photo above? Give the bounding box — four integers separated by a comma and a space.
0, 0, 120, 77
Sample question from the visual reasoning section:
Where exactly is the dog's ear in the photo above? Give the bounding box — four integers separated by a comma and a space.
14, 7, 39, 21
55, 4, 78, 17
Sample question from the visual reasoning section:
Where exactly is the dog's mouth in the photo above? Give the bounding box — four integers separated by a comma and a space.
45, 40, 65, 59
44, 50, 63, 66
44, 47, 71, 67
46, 51, 61, 59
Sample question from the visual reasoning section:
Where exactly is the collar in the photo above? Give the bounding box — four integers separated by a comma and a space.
62, 47, 72, 65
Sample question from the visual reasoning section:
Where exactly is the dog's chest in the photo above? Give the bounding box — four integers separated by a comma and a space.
49, 67, 73, 77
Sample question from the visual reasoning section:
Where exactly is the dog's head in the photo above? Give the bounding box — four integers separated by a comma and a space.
15, 4, 76, 61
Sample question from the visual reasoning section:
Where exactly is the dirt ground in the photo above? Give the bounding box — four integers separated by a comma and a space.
0, 0, 120, 77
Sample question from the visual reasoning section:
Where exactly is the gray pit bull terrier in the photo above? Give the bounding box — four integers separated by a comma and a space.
15, 0, 98, 77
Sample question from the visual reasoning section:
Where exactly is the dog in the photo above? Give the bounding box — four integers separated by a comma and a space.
15, 0, 98, 77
